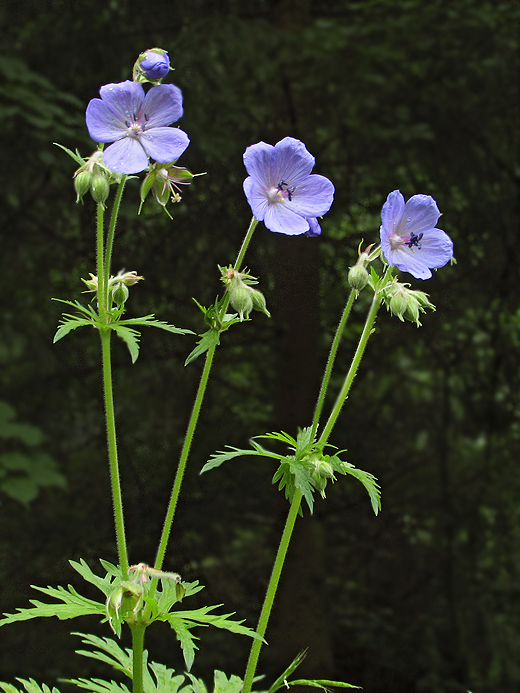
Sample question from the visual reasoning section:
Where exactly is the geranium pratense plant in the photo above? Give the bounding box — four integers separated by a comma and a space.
0, 47, 456, 693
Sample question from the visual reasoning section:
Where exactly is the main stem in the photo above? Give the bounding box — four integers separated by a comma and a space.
131, 624, 146, 693
318, 291, 382, 447
153, 217, 259, 573
103, 176, 127, 299
242, 490, 303, 693
96, 200, 129, 578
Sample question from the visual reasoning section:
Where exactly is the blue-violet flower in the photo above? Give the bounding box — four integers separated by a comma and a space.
85, 80, 189, 174
243, 137, 334, 236
379, 190, 453, 279
140, 50, 170, 80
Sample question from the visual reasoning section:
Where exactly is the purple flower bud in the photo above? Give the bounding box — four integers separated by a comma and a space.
141, 50, 170, 80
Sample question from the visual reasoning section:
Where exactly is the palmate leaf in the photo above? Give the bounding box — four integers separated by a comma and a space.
70, 559, 119, 599
0, 583, 105, 626
53, 314, 98, 343
340, 462, 381, 516
162, 606, 263, 671
0, 679, 61, 693
63, 679, 130, 693
201, 441, 284, 474
112, 324, 141, 363
71, 632, 188, 693
185, 328, 220, 366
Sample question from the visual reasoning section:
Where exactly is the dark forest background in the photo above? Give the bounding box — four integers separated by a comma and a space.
1, 1, 519, 692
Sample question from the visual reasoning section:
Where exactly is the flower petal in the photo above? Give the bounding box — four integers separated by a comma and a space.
413, 228, 453, 268
99, 81, 145, 123
401, 194, 440, 236
139, 127, 190, 163
263, 203, 310, 235
86, 98, 127, 143
271, 137, 315, 186
243, 176, 270, 220
103, 137, 150, 174
243, 142, 275, 183
288, 174, 335, 217
381, 190, 405, 237
142, 84, 183, 127
306, 217, 322, 237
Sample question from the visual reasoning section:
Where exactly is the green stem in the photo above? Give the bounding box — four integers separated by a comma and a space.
96, 203, 107, 322
100, 327, 129, 578
234, 217, 259, 270
318, 291, 382, 447
154, 343, 216, 572
131, 624, 146, 693
311, 288, 357, 439
104, 176, 127, 300
242, 490, 303, 693
153, 217, 259, 575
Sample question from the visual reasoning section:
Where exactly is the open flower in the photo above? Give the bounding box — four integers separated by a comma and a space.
379, 190, 453, 279
85, 81, 189, 174
243, 137, 334, 235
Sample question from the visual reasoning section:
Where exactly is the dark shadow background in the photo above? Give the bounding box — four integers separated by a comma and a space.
1, 1, 519, 692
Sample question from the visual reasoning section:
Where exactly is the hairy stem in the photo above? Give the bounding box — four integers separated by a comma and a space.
131, 624, 146, 693
318, 291, 382, 447
242, 490, 303, 693
103, 176, 127, 300
311, 288, 357, 439
153, 217, 259, 575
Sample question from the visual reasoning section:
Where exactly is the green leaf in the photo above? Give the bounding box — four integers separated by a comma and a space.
0, 583, 105, 626
212, 671, 244, 693
53, 315, 96, 343
184, 328, 220, 366
341, 463, 381, 516
0, 679, 61, 693
288, 680, 360, 691
70, 559, 119, 598
200, 447, 265, 473
112, 324, 140, 363
162, 606, 263, 671
118, 315, 193, 336
54, 142, 86, 166
62, 679, 130, 693
266, 650, 308, 693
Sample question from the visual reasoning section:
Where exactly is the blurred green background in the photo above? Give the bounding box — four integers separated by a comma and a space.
1, 1, 519, 691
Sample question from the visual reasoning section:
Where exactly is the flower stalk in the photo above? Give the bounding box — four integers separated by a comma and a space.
242, 489, 303, 693
153, 217, 259, 575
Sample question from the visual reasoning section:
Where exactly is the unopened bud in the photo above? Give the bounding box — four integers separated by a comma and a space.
250, 288, 271, 317
389, 292, 408, 320
112, 283, 130, 306
90, 174, 110, 204
348, 265, 369, 291
74, 171, 92, 203
229, 285, 254, 321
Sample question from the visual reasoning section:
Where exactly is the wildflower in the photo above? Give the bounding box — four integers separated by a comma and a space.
379, 190, 453, 279
85, 81, 189, 174
243, 137, 334, 235
140, 50, 170, 80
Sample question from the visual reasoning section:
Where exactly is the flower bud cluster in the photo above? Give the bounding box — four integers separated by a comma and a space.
74, 150, 120, 206
383, 281, 435, 327
82, 270, 144, 307
220, 267, 271, 321
305, 452, 336, 498
133, 48, 171, 84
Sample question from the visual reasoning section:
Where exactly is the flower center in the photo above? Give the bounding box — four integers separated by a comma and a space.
266, 180, 295, 204
125, 113, 149, 139
390, 231, 423, 251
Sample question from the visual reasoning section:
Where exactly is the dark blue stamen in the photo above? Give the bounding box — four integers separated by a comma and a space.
405, 232, 423, 249
277, 180, 296, 201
